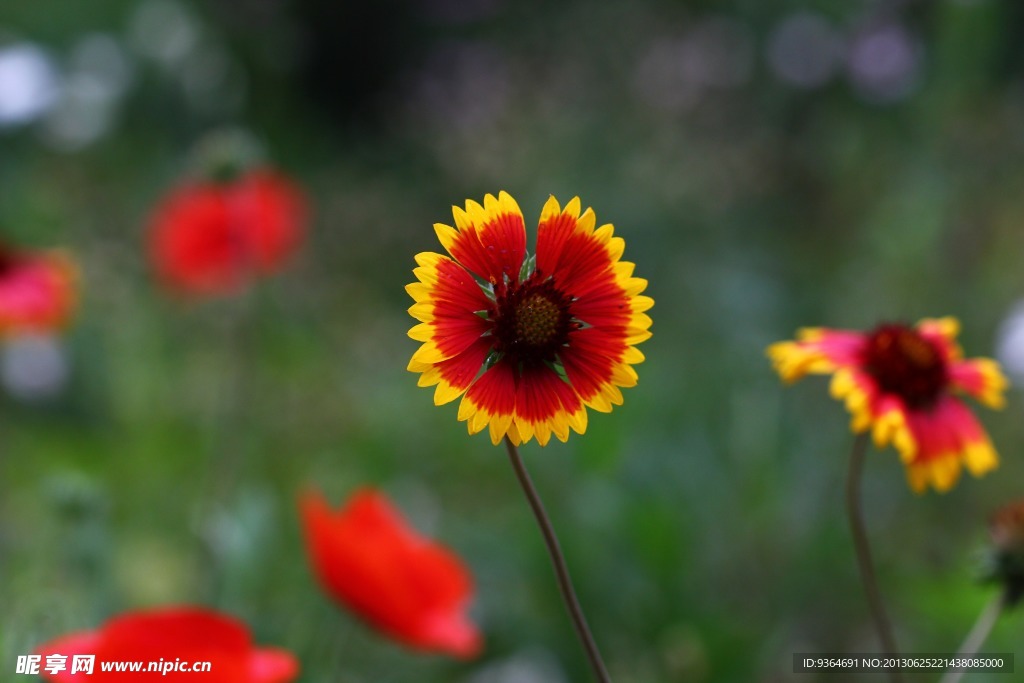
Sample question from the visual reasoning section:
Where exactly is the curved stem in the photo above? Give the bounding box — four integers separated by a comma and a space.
846, 433, 902, 682
939, 592, 1005, 683
503, 436, 612, 683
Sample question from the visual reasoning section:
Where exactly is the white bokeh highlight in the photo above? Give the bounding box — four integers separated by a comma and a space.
1, 334, 69, 401
0, 43, 60, 127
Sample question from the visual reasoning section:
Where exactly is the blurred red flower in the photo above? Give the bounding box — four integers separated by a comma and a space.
34, 606, 298, 682
0, 244, 76, 336
147, 169, 306, 296
300, 488, 482, 658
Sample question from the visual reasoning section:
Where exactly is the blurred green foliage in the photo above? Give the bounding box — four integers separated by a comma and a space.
3, 0, 1024, 681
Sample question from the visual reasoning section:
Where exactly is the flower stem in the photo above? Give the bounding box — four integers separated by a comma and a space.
845, 432, 902, 682
939, 591, 1005, 683
198, 291, 255, 600
503, 436, 612, 683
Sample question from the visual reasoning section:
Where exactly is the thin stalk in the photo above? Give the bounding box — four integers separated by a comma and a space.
198, 290, 255, 600
503, 436, 612, 683
846, 432, 902, 683
212, 291, 254, 495
938, 591, 1005, 683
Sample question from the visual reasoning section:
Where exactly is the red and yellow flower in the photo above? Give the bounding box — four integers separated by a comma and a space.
406, 192, 652, 446
0, 243, 76, 336
768, 318, 1007, 493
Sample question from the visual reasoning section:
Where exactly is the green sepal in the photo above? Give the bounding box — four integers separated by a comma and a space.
518, 252, 536, 283
483, 350, 504, 370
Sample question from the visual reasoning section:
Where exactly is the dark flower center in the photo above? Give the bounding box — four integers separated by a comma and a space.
861, 323, 948, 408
515, 293, 561, 347
492, 272, 577, 368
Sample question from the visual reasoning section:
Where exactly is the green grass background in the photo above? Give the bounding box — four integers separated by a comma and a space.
2, 0, 1024, 680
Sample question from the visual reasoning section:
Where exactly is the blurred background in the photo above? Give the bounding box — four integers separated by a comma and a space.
2, 0, 1024, 680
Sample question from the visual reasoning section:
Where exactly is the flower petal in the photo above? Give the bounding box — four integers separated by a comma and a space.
147, 169, 305, 296
407, 253, 491, 364
228, 170, 307, 274
249, 648, 301, 683
0, 251, 77, 335
949, 357, 1008, 409
35, 607, 298, 683
916, 317, 963, 361
561, 328, 629, 412
300, 489, 481, 658
459, 361, 517, 444
767, 328, 865, 383
536, 199, 620, 294
436, 191, 525, 283
512, 365, 585, 447
417, 337, 492, 405
903, 396, 999, 493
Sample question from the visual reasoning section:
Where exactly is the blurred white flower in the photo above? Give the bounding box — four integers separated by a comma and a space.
766, 12, 845, 89
996, 300, 1024, 385
41, 74, 116, 150
847, 23, 922, 104
634, 39, 702, 112
465, 650, 566, 683
680, 17, 755, 90
1, 334, 69, 401
0, 42, 59, 127
634, 17, 754, 112
128, 0, 200, 68
40, 33, 135, 150
70, 33, 134, 101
